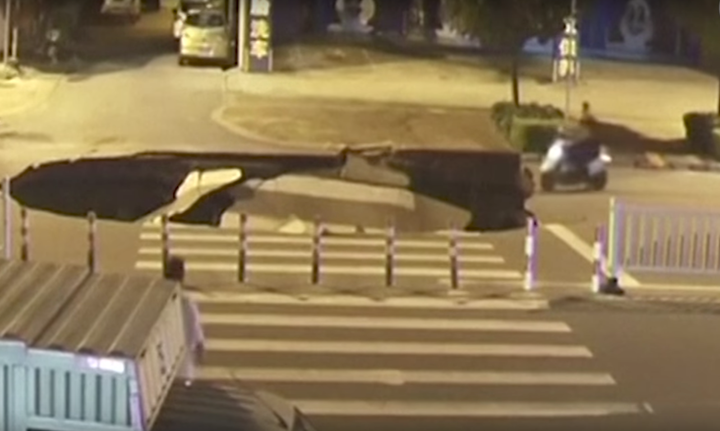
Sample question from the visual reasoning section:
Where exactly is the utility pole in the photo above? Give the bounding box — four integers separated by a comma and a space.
2, 0, 11, 68
563, 0, 578, 120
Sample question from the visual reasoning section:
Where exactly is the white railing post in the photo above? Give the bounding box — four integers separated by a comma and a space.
2, 176, 11, 260
238, 212, 247, 283
592, 224, 607, 293
311, 216, 322, 285
385, 221, 395, 287
20, 207, 28, 261
448, 224, 459, 290
161, 214, 170, 275
87, 211, 97, 273
524, 217, 539, 291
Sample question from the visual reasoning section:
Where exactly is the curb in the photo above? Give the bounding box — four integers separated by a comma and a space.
209, 105, 345, 153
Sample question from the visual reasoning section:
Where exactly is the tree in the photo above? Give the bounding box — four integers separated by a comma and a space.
443, 0, 583, 106
667, 0, 720, 114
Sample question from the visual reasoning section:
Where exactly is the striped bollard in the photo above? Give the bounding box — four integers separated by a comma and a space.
524, 217, 539, 291
87, 211, 97, 273
161, 214, 170, 275
20, 207, 28, 261
311, 216, 322, 285
238, 213, 248, 283
448, 224, 459, 289
592, 225, 607, 293
385, 221, 395, 287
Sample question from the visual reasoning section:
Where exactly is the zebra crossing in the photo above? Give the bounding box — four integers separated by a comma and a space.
134, 215, 526, 286
171, 291, 648, 426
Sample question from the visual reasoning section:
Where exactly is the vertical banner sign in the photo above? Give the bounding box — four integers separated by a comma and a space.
246, 0, 273, 73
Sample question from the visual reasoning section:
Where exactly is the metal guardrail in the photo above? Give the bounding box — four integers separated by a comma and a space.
595, 197, 720, 294
158, 214, 542, 292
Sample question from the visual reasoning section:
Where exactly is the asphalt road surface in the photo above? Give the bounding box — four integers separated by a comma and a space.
151, 291, 720, 431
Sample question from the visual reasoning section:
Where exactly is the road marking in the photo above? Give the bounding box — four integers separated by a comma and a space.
204, 339, 593, 358
199, 367, 616, 386
135, 261, 523, 279
139, 232, 494, 249
291, 400, 645, 417
188, 291, 549, 310
200, 313, 571, 333
544, 224, 641, 288
138, 247, 504, 263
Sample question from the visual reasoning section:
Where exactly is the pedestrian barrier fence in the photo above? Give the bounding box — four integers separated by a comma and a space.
604, 197, 720, 282
157, 213, 542, 292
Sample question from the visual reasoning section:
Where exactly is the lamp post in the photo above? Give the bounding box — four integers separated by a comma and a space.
2, 0, 11, 68
559, 1, 578, 120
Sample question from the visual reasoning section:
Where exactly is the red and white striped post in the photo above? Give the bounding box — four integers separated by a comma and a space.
161, 214, 170, 275
448, 224, 459, 290
237, 212, 248, 283
592, 224, 607, 293
524, 217, 539, 291
87, 211, 97, 273
19, 207, 28, 261
385, 221, 395, 287
311, 216, 322, 285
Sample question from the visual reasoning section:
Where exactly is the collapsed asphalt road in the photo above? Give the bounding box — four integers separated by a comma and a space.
9, 148, 531, 232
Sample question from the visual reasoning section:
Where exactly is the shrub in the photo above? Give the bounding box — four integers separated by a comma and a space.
491, 101, 564, 150
508, 118, 562, 153
712, 129, 720, 158
683, 112, 718, 155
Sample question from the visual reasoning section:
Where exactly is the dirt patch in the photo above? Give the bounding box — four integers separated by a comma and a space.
221, 94, 512, 151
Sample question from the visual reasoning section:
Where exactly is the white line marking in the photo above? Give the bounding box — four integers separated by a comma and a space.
544, 224, 641, 288
199, 367, 616, 386
188, 291, 549, 310
135, 261, 523, 279
204, 339, 593, 358
292, 400, 644, 417
139, 232, 494, 249
137, 248, 504, 263
200, 313, 571, 333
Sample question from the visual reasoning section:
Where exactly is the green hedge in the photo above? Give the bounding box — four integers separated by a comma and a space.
491, 102, 564, 152
683, 111, 719, 155
509, 118, 561, 153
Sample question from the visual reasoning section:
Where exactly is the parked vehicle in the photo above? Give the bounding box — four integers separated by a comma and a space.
539, 125, 611, 192
178, 8, 230, 66
101, 0, 142, 17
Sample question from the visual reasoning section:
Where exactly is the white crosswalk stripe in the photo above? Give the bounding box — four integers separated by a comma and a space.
134, 217, 525, 283
187, 291, 649, 421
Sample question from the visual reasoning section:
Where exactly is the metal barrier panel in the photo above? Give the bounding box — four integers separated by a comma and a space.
608, 198, 720, 275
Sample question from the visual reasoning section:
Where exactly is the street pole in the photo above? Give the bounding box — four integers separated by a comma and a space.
2, 0, 11, 67
237, 0, 247, 70
563, 0, 578, 120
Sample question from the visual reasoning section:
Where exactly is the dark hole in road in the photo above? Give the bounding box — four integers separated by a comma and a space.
10, 150, 530, 231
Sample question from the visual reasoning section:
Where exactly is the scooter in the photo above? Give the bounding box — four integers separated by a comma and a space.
539, 136, 612, 192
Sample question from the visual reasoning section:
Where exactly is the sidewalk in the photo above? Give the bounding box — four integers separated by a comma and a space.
217, 43, 717, 163
0, 67, 63, 118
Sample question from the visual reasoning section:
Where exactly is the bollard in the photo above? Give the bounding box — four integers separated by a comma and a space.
524, 217, 539, 291
87, 211, 97, 273
238, 212, 248, 283
448, 224, 459, 290
2, 176, 10, 260
311, 216, 322, 285
20, 207, 28, 261
385, 221, 395, 287
161, 214, 170, 275
591, 225, 607, 293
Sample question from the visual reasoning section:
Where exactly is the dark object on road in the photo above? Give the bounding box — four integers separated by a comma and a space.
165, 255, 186, 282
599, 276, 625, 296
